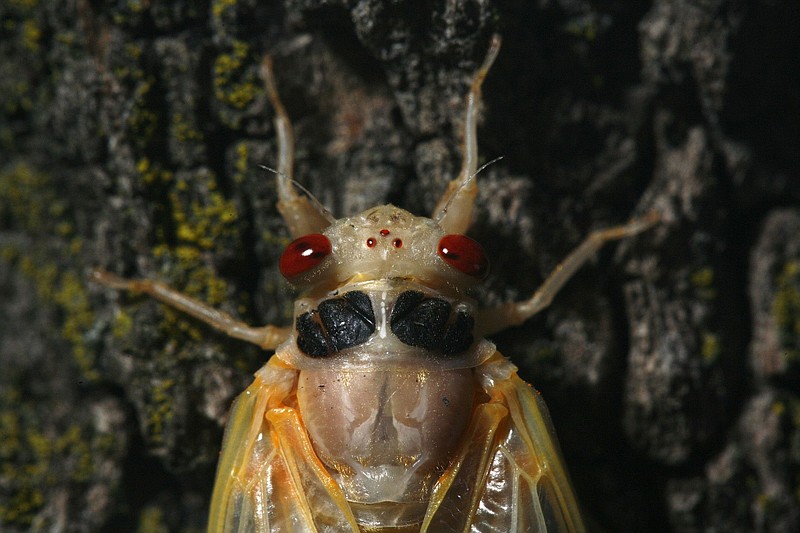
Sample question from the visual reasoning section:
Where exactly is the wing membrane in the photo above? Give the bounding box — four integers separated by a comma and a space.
207, 357, 359, 532
209, 353, 585, 532
422, 353, 586, 533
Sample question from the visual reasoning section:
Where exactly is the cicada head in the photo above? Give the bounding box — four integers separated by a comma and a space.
279, 205, 488, 296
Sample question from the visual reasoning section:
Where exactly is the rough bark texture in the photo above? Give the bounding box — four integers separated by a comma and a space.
1, 1, 799, 531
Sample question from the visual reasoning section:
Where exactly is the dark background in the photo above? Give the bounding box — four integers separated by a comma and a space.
1, 0, 799, 531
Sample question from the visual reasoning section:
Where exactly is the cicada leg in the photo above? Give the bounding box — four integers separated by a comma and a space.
476, 211, 659, 336
433, 34, 501, 235
90, 269, 290, 350
261, 55, 334, 238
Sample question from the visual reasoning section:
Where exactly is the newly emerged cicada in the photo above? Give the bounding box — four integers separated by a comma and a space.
93, 36, 656, 532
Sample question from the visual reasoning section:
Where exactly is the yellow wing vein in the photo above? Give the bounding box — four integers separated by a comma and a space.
422, 353, 586, 532
208, 357, 360, 533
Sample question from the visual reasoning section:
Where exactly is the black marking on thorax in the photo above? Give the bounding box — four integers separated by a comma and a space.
389, 290, 474, 355
295, 289, 475, 358
296, 291, 376, 357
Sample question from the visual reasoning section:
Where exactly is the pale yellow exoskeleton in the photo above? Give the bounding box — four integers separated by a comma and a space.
93, 35, 657, 532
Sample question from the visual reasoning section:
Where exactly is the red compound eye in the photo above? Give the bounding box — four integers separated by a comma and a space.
437, 234, 489, 279
279, 234, 331, 278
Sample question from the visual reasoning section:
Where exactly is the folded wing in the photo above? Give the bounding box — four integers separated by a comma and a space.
422, 353, 586, 533
207, 358, 359, 533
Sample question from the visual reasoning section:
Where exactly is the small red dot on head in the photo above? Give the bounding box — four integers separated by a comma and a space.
380, 229, 390, 236
392, 238, 403, 248
366, 237, 376, 248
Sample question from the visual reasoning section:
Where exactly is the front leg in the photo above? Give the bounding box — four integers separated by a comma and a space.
476, 212, 658, 336
91, 269, 291, 350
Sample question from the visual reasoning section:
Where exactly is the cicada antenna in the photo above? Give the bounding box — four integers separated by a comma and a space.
433, 34, 502, 234
435, 155, 504, 225
259, 165, 336, 225
261, 55, 337, 236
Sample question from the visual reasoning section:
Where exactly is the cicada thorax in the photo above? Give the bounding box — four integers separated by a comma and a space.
274, 205, 497, 527
276, 280, 495, 528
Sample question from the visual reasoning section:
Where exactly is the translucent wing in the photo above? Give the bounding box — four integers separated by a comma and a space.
422, 353, 587, 533
207, 357, 360, 533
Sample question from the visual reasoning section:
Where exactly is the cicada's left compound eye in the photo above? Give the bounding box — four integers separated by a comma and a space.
437, 234, 489, 279
279, 233, 332, 279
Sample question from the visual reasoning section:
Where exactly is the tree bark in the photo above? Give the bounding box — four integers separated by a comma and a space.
1, 0, 798, 531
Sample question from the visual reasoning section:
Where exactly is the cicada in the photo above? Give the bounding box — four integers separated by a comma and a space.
93, 35, 656, 532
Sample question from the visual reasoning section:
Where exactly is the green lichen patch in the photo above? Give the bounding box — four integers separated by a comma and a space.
773, 261, 800, 367
128, 78, 161, 152
0, 162, 67, 235
144, 378, 176, 446
563, 17, 600, 42
168, 173, 238, 253
0, 0, 46, 120
112, 309, 134, 340
533, 343, 559, 363
0, 389, 122, 527
137, 157, 174, 186
702, 332, 722, 365
55, 271, 99, 381
140, 169, 244, 346
691, 266, 717, 300
109, 0, 205, 30
5, 248, 100, 382
137, 504, 169, 533
211, 0, 237, 21
213, 40, 263, 128
171, 112, 204, 144
233, 140, 250, 184
105, 39, 166, 155
0, 163, 97, 381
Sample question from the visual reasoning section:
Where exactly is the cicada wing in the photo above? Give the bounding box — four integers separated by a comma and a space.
422, 355, 586, 533
207, 357, 360, 533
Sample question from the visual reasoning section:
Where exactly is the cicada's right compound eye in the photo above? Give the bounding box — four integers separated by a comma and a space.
437, 234, 489, 279
279, 233, 332, 278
